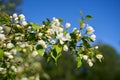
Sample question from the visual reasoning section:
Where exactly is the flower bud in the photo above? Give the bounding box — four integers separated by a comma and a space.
63, 45, 68, 51
82, 55, 88, 60
86, 24, 94, 34
65, 23, 71, 28
95, 46, 99, 49
90, 34, 96, 41
87, 59, 93, 67
22, 21, 27, 26
13, 13, 17, 18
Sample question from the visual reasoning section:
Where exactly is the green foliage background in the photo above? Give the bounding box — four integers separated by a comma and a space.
42, 44, 120, 80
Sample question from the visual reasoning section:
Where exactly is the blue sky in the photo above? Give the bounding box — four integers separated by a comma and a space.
20, 0, 120, 53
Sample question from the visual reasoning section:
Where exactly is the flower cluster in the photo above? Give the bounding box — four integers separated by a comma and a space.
0, 13, 103, 79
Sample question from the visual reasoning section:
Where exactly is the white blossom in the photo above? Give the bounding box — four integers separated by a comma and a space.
87, 59, 93, 67
10, 49, 17, 55
37, 33, 43, 37
22, 21, 27, 26
90, 34, 96, 41
21, 77, 28, 80
47, 29, 55, 35
50, 40, 56, 44
65, 33, 71, 41
0, 26, 3, 30
77, 33, 81, 37
38, 40, 47, 48
19, 14, 25, 21
82, 55, 88, 60
14, 17, 18, 21
11, 66, 17, 72
86, 24, 94, 34
8, 55, 14, 59
52, 17, 60, 26
15, 37, 20, 40
76, 30, 80, 34
56, 33, 64, 44
0, 30, 4, 33
65, 22, 71, 28
20, 44, 26, 48
13, 13, 17, 18
0, 34, 6, 41
7, 43, 14, 49
57, 32, 71, 44
96, 54, 103, 61
23, 49, 27, 53
16, 24, 21, 28
4, 52, 11, 56
56, 33, 63, 39
10, 16, 12, 19
32, 51, 38, 57
95, 46, 99, 49
63, 45, 68, 51
58, 27, 64, 32
17, 67, 24, 73
72, 27, 77, 32
60, 40, 64, 45
0, 67, 4, 71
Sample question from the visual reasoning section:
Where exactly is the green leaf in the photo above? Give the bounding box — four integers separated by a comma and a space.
37, 49, 44, 56
36, 45, 44, 56
51, 44, 62, 63
42, 18, 51, 26
30, 22, 40, 31
79, 19, 85, 30
58, 18, 63, 22
76, 57, 82, 68
82, 36, 91, 48
0, 49, 4, 59
46, 18, 51, 24
55, 45, 62, 54
85, 15, 92, 20
26, 32, 36, 41
63, 31, 68, 35
13, 26, 23, 33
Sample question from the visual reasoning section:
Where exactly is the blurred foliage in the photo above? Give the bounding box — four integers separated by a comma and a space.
42, 44, 120, 80
86, 44, 120, 80
0, 0, 22, 14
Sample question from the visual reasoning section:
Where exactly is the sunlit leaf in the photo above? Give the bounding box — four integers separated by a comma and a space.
37, 49, 44, 56
30, 22, 40, 31
76, 56, 82, 68
85, 15, 92, 20
0, 49, 4, 59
